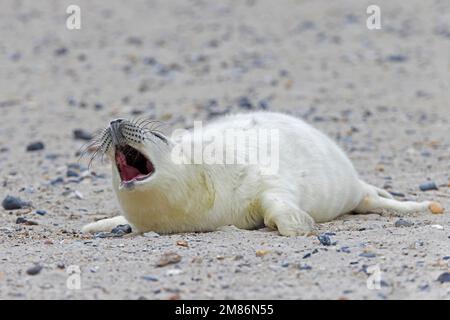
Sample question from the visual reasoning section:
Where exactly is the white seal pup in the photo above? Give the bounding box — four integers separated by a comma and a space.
82, 112, 440, 236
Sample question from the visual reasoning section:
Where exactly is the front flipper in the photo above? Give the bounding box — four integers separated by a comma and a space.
81, 215, 131, 234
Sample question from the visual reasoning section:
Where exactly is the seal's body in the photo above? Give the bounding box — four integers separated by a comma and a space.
82, 112, 436, 236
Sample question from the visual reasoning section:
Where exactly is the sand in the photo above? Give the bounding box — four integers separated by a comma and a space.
0, 0, 449, 299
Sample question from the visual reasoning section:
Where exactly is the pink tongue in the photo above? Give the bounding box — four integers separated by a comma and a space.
116, 151, 141, 181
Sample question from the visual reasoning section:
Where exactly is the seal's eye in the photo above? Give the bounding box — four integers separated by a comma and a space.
115, 145, 154, 182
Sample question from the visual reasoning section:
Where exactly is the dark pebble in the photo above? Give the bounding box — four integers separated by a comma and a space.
419, 181, 438, 191
317, 234, 332, 246
394, 219, 413, 228
359, 252, 377, 258
54, 47, 68, 56
302, 253, 311, 259
111, 224, 132, 235
26, 264, 43, 275
73, 129, 93, 141
94, 103, 103, 110
419, 284, 429, 291
387, 54, 408, 62
131, 109, 144, 115
437, 272, 450, 283
141, 275, 158, 282
143, 57, 157, 65
67, 97, 77, 106
26, 141, 45, 151
16, 217, 38, 225
340, 246, 351, 253
299, 264, 312, 270
67, 163, 83, 170
35, 209, 47, 216
50, 177, 64, 186
45, 154, 60, 160
258, 100, 269, 110
2, 195, 31, 210
126, 36, 143, 46
312, 116, 325, 122
94, 232, 113, 239
66, 170, 79, 178
279, 69, 289, 77
10, 52, 21, 61
237, 97, 253, 109
443, 256, 450, 260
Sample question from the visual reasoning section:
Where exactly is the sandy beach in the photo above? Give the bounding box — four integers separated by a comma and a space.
0, 0, 449, 299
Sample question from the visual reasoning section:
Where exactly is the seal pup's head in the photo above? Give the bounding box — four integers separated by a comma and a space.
85, 118, 174, 191
83, 117, 216, 233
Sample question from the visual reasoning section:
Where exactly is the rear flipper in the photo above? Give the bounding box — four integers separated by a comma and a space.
355, 182, 438, 215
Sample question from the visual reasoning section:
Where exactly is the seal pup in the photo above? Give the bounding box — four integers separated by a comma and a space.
81, 112, 441, 236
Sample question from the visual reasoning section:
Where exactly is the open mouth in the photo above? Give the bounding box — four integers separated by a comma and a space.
115, 145, 154, 182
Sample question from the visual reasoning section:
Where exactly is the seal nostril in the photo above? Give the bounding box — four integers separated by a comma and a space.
110, 118, 124, 126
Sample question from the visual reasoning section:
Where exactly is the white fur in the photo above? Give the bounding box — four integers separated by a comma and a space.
82, 112, 436, 236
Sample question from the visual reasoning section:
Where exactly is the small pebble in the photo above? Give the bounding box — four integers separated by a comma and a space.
54, 47, 68, 56
258, 100, 269, 110
359, 252, 377, 258
437, 272, 450, 283
317, 234, 333, 246
2, 195, 31, 210
26, 141, 45, 151
73, 129, 93, 141
237, 96, 253, 109
429, 202, 444, 214
256, 249, 271, 257
35, 210, 47, 216
156, 252, 182, 267
299, 264, 312, 270
387, 54, 408, 62
111, 224, 132, 235
419, 181, 438, 191
26, 264, 43, 275
141, 275, 158, 282
50, 177, 64, 186
394, 219, 413, 228
176, 240, 189, 248
94, 103, 103, 110
94, 232, 114, 238
340, 246, 351, 253
16, 217, 38, 225
66, 170, 79, 178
